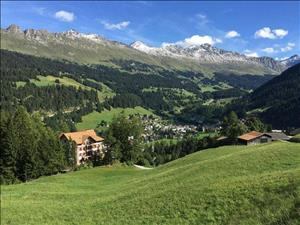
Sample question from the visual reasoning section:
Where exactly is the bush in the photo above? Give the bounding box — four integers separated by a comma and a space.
289, 134, 300, 143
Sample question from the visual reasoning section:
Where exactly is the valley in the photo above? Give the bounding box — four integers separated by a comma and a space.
0, 2, 299, 224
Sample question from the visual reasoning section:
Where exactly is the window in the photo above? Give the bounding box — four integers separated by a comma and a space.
261, 137, 269, 143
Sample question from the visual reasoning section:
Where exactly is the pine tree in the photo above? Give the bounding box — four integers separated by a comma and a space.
13, 106, 38, 181
0, 112, 17, 184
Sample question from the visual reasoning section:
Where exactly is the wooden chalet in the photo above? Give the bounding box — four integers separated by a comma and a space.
238, 131, 272, 145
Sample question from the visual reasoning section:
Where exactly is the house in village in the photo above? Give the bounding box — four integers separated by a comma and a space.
238, 131, 272, 145
60, 129, 105, 165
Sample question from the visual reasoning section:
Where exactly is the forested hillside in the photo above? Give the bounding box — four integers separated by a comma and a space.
229, 63, 300, 128
1, 49, 275, 129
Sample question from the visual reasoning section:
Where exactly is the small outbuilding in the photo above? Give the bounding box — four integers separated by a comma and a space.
238, 131, 272, 145
265, 132, 290, 141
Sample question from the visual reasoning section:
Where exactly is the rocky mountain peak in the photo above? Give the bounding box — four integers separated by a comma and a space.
63, 29, 79, 36
131, 41, 148, 48
6, 24, 22, 33
279, 54, 300, 68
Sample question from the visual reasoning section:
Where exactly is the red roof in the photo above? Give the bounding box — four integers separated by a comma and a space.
238, 131, 263, 141
60, 129, 104, 145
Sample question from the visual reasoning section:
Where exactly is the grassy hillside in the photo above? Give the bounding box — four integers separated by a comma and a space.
1, 31, 277, 75
0, 31, 207, 73
1, 142, 299, 225
76, 107, 155, 131
16, 75, 115, 102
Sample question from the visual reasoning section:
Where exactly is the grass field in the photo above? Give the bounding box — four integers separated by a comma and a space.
30, 75, 85, 88
144, 138, 179, 146
76, 107, 155, 131
1, 141, 299, 225
196, 131, 217, 139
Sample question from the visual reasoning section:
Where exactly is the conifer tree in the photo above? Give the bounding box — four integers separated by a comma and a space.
0, 112, 17, 184
13, 106, 38, 181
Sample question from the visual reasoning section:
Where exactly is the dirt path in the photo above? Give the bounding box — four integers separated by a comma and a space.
133, 164, 153, 170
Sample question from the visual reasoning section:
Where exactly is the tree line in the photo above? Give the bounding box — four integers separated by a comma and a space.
0, 107, 75, 184
226, 64, 300, 129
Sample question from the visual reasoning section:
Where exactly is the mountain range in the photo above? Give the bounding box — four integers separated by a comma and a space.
2, 24, 299, 75
131, 41, 298, 73
1, 24, 299, 129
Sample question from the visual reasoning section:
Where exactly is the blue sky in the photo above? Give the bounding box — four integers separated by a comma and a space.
1, 1, 299, 59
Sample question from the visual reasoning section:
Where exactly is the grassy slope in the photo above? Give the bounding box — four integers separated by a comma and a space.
1, 31, 277, 75
1, 142, 299, 225
76, 107, 155, 131
16, 75, 115, 102
0, 32, 206, 73
30, 75, 87, 88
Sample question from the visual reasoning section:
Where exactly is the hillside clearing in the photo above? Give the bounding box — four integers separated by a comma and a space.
1, 142, 299, 225
76, 107, 155, 131
16, 75, 115, 102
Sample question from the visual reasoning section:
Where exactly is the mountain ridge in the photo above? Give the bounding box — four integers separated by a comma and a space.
130, 40, 298, 72
1, 24, 295, 75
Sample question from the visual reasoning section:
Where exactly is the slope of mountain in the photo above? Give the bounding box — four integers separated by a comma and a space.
246, 63, 300, 128
1, 24, 280, 75
279, 54, 300, 68
2, 141, 299, 225
131, 41, 285, 72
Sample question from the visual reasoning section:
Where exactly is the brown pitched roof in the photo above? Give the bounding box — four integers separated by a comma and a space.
60, 129, 104, 144
238, 131, 264, 141
265, 132, 290, 141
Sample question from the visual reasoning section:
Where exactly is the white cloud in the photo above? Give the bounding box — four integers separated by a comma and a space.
164, 35, 222, 47
215, 38, 223, 44
225, 30, 240, 38
244, 50, 259, 57
196, 13, 207, 20
254, 27, 288, 39
54, 10, 75, 22
245, 52, 259, 57
280, 42, 295, 52
101, 21, 130, 30
33, 7, 46, 16
195, 13, 209, 26
273, 29, 288, 38
255, 27, 275, 39
276, 56, 289, 61
262, 47, 277, 54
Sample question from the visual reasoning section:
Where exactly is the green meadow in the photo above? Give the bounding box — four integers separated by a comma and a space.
1, 141, 299, 225
76, 107, 155, 131
16, 75, 115, 102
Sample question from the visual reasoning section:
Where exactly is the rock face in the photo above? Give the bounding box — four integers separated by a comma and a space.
279, 55, 300, 68
6, 24, 22, 34
3, 24, 124, 47
130, 41, 289, 72
252, 57, 284, 72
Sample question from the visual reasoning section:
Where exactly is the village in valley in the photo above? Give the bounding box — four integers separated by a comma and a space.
59, 112, 294, 167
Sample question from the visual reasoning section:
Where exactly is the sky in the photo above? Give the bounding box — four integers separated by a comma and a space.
1, 1, 300, 59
